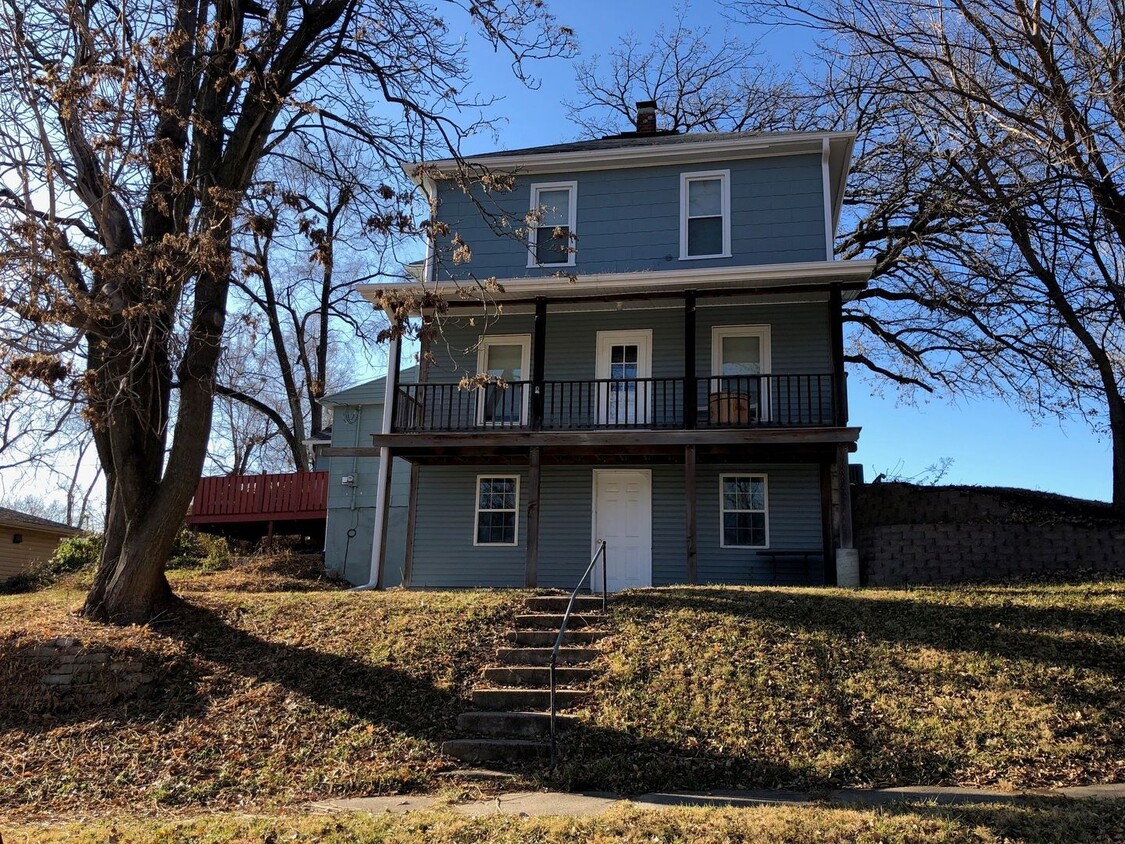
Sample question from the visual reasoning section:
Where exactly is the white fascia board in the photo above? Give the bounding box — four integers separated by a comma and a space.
358, 258, 876, 310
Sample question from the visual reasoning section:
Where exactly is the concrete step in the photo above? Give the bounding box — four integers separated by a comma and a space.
526, 595, 606, 613
472, 687, 587, 711
508, 629, 609, 647
441, 738, 548, 764
483, 665, 594, 687
496, 647, 601, 666
513, 613, 602, 629
457, 710, 579, 739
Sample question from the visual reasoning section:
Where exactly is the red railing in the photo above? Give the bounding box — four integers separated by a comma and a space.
187, 471, 328, 523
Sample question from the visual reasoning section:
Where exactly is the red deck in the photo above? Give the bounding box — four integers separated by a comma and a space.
186, 472, 328, 524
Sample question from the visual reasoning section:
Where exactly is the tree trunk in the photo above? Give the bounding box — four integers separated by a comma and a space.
1109, 394, 1125, 517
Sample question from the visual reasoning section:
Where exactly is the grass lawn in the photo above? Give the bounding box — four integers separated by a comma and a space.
2, 562, 1123, 824
4, 801, 1125, 844
565, 581, 1125, 793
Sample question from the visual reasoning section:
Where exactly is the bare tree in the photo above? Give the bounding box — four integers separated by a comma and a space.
743, 0, 1125, 510
574, 6, 1125, 511
0, 0, 574, 623
565, 4, 810, 137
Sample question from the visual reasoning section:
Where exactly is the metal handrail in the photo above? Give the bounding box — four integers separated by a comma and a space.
549, 539, 607, 769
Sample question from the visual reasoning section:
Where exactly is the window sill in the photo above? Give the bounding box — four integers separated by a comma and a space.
679, 253, 732, 261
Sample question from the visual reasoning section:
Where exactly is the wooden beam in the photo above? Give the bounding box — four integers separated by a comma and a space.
373, 448, 395, 590
684, 291, 697, 430
363, 426, 862, 451
819, 460, 836, 585
531, 297, 547, 431
685, 444, 697, 584
525, 446, 541, 588
829, 283, 847, 426
835, 443, 854, 549
402, 462, 420, 588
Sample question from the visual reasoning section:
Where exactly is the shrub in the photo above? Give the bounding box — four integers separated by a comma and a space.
167, 529, 231, 571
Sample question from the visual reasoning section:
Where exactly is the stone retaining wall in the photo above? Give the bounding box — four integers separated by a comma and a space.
16, 636, 156, 708
853, 483, 1125, 586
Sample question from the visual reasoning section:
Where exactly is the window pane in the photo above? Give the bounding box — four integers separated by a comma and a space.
486, 344, 523, 381
723, 512, 766, 547
537, 189, 570, 226
535, 225, 569, 264
477, 511, 515, 544
721, 335, 761, 376
688, 178, 722, 216
688, 216, 722, 256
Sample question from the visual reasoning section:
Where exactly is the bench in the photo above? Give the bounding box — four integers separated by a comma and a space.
757, 549, 824, 585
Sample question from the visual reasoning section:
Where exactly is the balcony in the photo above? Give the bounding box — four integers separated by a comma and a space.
392, 375, 839, 434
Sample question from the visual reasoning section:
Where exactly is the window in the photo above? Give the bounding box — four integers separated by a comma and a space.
528, 181, 577, 266
680, 170, 731, 259
477, 335, 531, 425
711, 325, 771, 423
720, 474, 768, 548
475, 475, 519, 546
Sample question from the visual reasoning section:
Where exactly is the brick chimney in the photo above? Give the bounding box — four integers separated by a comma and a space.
635, 100, 657, 135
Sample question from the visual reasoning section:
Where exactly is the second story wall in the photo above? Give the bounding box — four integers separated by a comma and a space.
423, 300, 832, 382
433, 153, 828, 282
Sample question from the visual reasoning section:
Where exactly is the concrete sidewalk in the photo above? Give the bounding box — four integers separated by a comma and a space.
310, 783, 1125, 818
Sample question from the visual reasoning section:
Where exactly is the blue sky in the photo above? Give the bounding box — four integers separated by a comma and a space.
443, 0, 1113, 501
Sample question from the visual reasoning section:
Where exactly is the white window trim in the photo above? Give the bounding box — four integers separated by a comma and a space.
473, 474, 520, 547
711, 324, 772, 422
476, 334, 532, 426
719, 473, 770, 549
594, 329, 654, 426
527, 180, 578, 268
679, 170, 731, 260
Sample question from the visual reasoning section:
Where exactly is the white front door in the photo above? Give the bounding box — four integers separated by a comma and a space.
595, 330, 653, 426
592, 470, 652, 592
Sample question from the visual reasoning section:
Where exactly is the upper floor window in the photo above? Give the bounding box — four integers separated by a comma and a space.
528, 181, 577, 267
680, 170, 731, 260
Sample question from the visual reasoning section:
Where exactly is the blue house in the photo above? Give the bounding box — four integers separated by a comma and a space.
345, 106, 873, 591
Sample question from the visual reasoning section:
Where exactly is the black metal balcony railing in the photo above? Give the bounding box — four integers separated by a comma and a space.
393, 374, 838, 433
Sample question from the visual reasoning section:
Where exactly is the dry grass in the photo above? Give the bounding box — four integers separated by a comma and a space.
4, 800, 1125, 843
3, 574, 1124, 827
563, 581, 1125, 794
0, 584, 520, 821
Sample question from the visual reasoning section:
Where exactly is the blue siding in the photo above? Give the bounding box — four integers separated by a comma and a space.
433, 154, 827, 281
323, 400, 410, 586
426, 302, 829, 381
406, 462, 822, 588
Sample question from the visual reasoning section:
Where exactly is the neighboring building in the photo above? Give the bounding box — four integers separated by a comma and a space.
320, 372, 414, 585
352, 107, 874, 590
0, 507, 82, 582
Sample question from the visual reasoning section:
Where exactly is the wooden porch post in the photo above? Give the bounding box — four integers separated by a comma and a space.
402, 319, 432, 588
685, 444, 697, 584
819, 459, 837, 585
829, 284, 847, 427
531, 297, 547, 431
525, 446, 541, 587
367, 333, 401, 589
684, 290, 697, 429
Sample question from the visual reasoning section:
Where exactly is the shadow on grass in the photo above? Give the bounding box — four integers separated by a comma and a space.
2, 599, 464, 743
616, 586, 1125, 679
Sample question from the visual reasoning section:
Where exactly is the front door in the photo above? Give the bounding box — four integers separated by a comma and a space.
592, 469, 652, 592
595, 330, 652, 426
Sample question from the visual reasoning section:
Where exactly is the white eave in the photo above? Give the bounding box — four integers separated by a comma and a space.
357, 259, 875, 313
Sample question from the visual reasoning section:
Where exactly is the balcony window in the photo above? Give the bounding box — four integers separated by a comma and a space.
528, 181, 577, 267
680, 170, 731, 259
720, 474, 769, 548
711, 325, 772, 423
475, 475, 519, 545
477, 335, 530, 426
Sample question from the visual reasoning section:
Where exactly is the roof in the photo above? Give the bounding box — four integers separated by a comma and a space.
320, 366, 419, 407
0, 506, 83, 535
